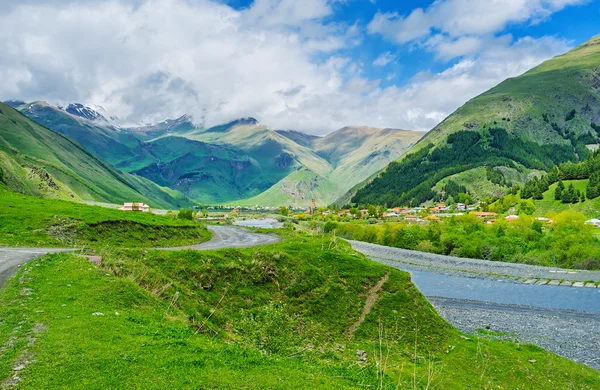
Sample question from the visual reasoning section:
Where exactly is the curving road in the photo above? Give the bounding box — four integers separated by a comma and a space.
159, 225, 282, 251
0, 248, 73, 286
0, 226, 281, 288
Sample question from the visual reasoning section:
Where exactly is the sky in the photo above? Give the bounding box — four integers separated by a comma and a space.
0, 0, 599, 135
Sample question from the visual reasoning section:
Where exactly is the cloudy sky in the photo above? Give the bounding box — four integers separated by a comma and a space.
0, 0, 598, 134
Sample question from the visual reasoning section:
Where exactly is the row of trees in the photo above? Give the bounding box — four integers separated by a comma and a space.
520, 149, 600, 203
331, 212, 600, 270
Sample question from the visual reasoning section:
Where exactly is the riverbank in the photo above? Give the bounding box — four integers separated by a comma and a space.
348, 239, 600, 370
430, 297, 600, 370
348, 240, 600, 286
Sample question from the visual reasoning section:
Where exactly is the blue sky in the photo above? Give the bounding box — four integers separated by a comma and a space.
1, 0, 598, 133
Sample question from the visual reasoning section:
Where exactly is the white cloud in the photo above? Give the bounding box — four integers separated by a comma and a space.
373, 51, 396, 67
0, 0, 579, 135
367, 0, 586, 59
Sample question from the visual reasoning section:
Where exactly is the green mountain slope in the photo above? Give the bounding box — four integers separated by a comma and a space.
13, 102, 422, 207
0, 102, 192, 208
351, 35, 600, 207
313, 126, 423, 190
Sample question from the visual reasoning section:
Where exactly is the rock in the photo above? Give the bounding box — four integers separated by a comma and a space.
535, 279, 548, 285
559, 281, 572, 287
547, 280, 560, 286
13, 364, 26, 371
573, 282, 585, 287
356, 350, 367, 362
523, 279, 536, 284
584, 283, 597, 288
460, 335, 471, 340
528, 359, 536, 363
92, 312, 105, 316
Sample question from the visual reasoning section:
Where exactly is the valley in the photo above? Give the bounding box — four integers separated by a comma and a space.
7, 101, 422, 207
1, 2, 600, 387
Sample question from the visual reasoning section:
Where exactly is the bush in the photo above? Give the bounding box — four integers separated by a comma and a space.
323, 221, 337, 233
177, 209, 194, 220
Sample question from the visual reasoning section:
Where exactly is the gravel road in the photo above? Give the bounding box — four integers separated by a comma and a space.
0, 248, 73, 286
0, 226, 281, 288
348, 240, 600, 370
160, 225, 281, 250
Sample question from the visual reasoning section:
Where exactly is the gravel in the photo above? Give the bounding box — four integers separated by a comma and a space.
430, 297, 600, 370
347, 240, 600, 284
348, 240, 600, 370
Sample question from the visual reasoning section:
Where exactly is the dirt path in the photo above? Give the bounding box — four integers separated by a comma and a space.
347, 273, 389, 337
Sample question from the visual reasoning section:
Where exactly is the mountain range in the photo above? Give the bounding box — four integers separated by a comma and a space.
3, 100, 422, 207
0, 102, 193, 209
349, 34, 600, 207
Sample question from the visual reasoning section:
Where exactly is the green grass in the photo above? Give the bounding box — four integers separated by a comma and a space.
535, 179, 600, 217
1, 231, 598, 388
0, 191, 211, 248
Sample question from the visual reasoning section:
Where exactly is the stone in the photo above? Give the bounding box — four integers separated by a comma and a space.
528, 359, 536, 364
523, 279, 536, 284
13, 365, 26, 371
535, 279, 548, 285
92, 312, 105, 316
573, 282, 585, 287
547, 280, 560, 286
584, 283, 597, 288
559, 281, 572, 287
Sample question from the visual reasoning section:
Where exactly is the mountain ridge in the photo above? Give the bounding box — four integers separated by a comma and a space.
349, 34, 600, 207
11, 101, 422, 206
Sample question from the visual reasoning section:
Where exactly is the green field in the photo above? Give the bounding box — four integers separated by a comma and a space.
534, 179, 600, 217
0, 191, 210, 248
0, 228, 598, 388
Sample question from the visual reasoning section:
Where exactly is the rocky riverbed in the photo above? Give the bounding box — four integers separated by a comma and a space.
348, 240, 600, 370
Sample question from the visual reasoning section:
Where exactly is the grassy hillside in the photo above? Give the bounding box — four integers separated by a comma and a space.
15, 102, 422, 207
0, 191, 210, 248
351, 35, 600, 207
0, 102, 193, 209
233, 168, 339, 207
1, 232, 598, 388
314, 126, 424, 190
534, 179, 600, 217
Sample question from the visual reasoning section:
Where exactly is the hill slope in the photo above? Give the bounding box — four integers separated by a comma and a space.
351, 35, 600, 207
0, 102, 192, 208
13, 102, 423, 206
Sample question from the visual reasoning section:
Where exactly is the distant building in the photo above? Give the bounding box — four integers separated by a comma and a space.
505, 215, 519, 222
383, 212, 399, 218
120, 203, 150, 212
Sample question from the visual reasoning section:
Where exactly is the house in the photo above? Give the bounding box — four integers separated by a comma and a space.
505, 215, 519, 222
585, 219, 600, 227
456, 203, 466, 211
471, 211, 498, 218
383, 212, 399, 218
119, 203, 150, 212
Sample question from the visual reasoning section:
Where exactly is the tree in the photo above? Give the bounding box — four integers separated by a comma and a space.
349, 207, 361, 219
279, 206, 290, 216
518, 199, 536, 215
368, 205, 379, 219
587, 172, 600, 199
555, 180, 565, 201
561, 184, 579, 203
